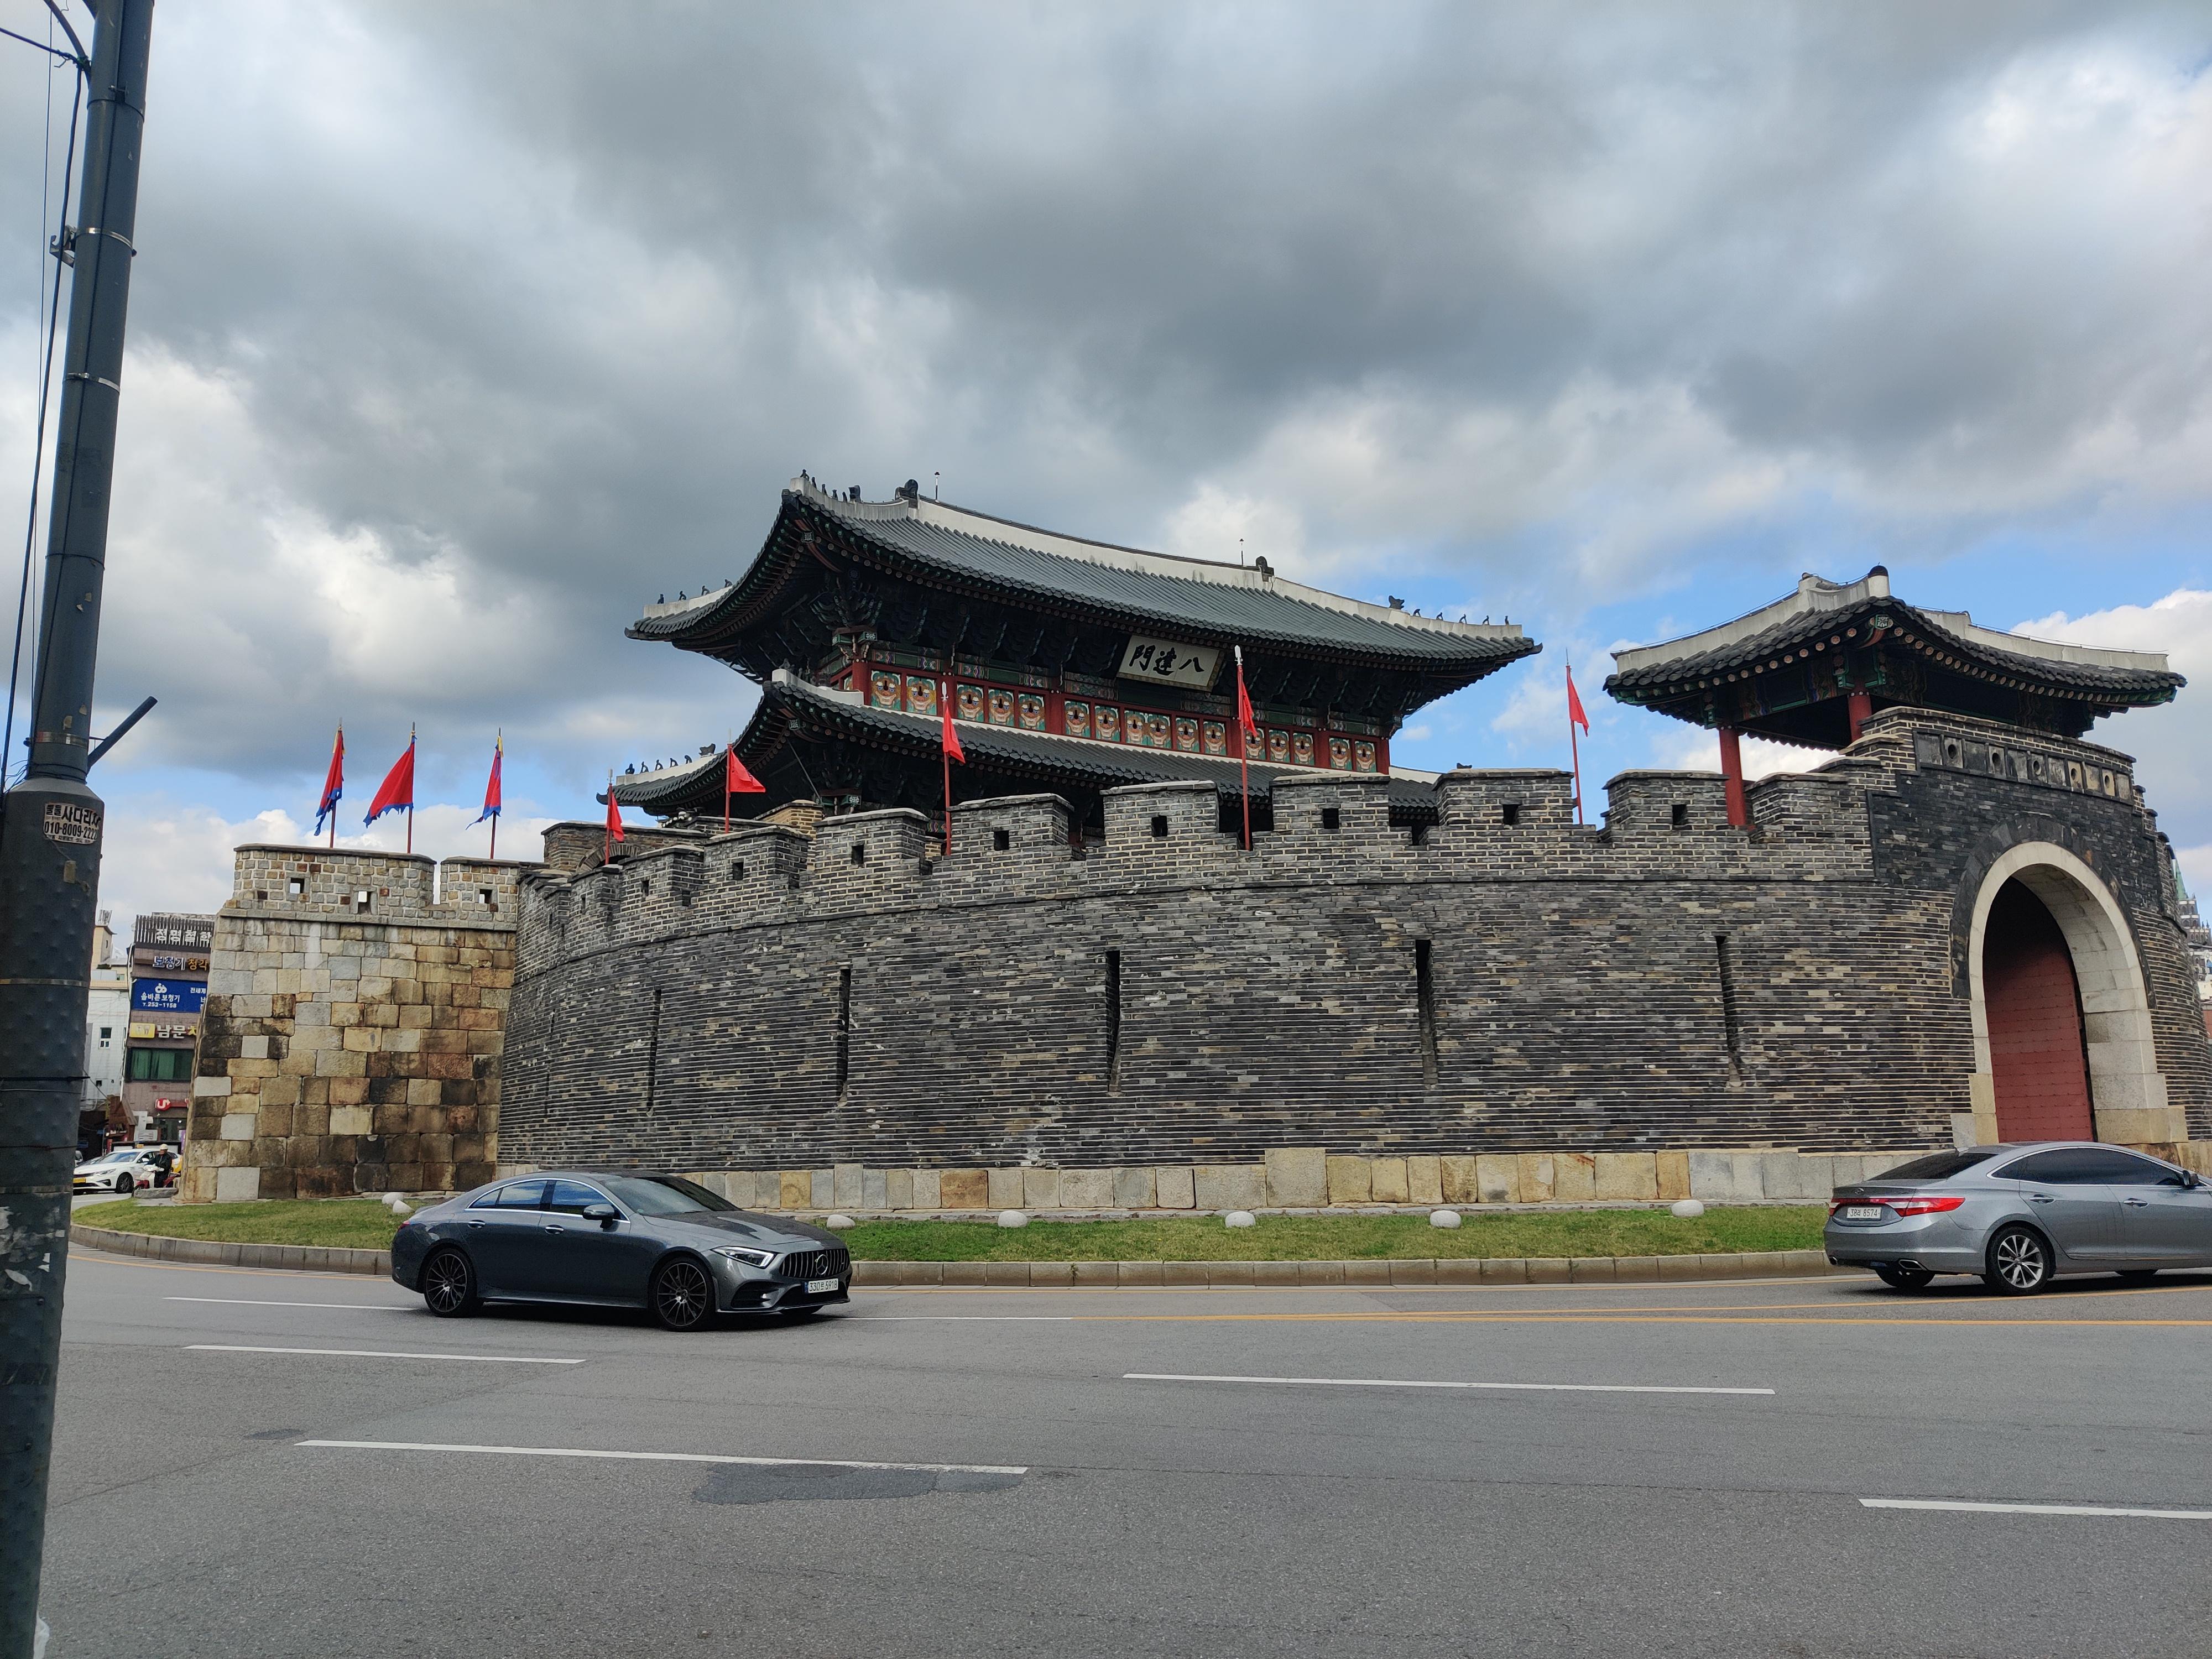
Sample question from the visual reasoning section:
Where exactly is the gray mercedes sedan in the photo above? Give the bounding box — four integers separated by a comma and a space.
1826, 1142, 2212, 1293
390, 1172, 851, 1330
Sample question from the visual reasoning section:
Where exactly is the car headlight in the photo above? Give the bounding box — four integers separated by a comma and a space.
713, 1246, 776, 1269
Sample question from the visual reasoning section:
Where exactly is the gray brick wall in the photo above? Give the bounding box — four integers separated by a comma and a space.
498, 708, 2212, 1172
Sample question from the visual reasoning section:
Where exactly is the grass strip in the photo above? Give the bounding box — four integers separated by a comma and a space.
840, 1209, 1825, 1262
75, 1198, 402, 1250
76, 1198, 1823, 1262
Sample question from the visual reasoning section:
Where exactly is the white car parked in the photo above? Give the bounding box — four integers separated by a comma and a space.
74, 1146, 174, 1195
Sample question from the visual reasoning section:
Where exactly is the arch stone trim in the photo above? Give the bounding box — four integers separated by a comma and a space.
1963, 840, 2178, 1148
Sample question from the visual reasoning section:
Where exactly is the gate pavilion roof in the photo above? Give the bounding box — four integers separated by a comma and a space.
628, 477, 1536, 717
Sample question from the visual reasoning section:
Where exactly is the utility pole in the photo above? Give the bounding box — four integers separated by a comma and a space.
0, 3, 155, 1652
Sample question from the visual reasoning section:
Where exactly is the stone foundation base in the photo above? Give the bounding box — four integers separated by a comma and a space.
487, 1145, 2059, 1213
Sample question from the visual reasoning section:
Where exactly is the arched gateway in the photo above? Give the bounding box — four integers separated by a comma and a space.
1967, 843, 2176, 1149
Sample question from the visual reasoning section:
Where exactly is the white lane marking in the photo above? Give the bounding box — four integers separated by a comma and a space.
296, 1438, 1027, 1475
1862, 1498, 2212, 1520
1125, 1371, 1773, 1396
168, 1296, 403, 1311
187, 1344, 582, 1365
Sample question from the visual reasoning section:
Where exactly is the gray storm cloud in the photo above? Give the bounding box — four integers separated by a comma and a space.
0, 0, 2205, 814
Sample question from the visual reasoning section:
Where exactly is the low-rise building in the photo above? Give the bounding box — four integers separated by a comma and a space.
80, 914, 130, 1154
126, 911, 214, 1145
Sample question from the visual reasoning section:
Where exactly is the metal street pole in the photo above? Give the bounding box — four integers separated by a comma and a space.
0, 3, 154, 1652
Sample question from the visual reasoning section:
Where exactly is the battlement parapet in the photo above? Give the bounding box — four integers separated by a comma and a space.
227, 846, 534, 928
504, 709, 2172, 973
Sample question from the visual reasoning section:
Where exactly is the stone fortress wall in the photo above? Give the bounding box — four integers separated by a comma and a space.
179, 847, 525, 1203
493, 707, 2212, 1208
179, 707, 2212, 1209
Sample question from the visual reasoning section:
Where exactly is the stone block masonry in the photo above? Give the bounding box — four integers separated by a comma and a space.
179, 848, 524, 1203
501, 708, 2210, 1176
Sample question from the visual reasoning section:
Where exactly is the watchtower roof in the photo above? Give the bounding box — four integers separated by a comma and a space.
1606, 567, 2182, 747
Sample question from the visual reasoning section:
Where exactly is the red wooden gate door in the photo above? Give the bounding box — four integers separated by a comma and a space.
1983, 879, 2095, 1142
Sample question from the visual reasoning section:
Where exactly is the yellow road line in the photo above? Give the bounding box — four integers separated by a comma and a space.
1057, 1311, 2212, 1328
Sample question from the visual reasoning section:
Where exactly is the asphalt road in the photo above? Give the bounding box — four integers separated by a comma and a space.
38, 1249, 2212, 1658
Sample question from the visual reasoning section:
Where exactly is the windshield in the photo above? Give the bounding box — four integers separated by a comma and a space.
91, 1149, 138, 1164
1871, 1149, 2000, 1182
596, 1175, 737, 1217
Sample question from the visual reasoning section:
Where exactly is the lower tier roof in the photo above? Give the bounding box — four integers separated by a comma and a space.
609, 672, 1443, 826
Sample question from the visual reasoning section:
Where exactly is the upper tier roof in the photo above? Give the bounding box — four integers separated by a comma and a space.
629, 477, 1536, 677
1605, 567, 2182, 746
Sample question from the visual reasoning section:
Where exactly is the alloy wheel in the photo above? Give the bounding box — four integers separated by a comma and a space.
653, 1259, 714, 1331
1989, 1227, 2049, 1293
423, 1250, 476, 1316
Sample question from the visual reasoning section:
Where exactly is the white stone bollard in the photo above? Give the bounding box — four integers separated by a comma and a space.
1224, 1211, 1257, 1228
1429, 1208, 1462, 1228
388, 1200, 413, 1219
1671, 1198, 1706, 1218
997, 1209, 1030, 1229
825, 1213, 858, 1230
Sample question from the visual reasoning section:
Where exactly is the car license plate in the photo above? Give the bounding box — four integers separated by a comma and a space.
1843, 1206, 1883, 1220
805, 1277, 840, 1294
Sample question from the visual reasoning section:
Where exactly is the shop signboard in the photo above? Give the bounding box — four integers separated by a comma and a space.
133, 913, 214, 952
132, 978, 208, 1016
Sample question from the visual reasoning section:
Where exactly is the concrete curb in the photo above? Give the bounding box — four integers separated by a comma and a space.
70, 1224, 1845, 1288
72, 1223, 390, 1277
851, 1249, 1848, 1287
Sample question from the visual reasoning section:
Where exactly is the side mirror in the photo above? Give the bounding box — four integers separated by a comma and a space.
582, 1203, 619, 1227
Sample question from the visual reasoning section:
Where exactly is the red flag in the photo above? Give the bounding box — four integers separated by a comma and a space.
313, 726, 345, 836
940, 688, 965, 764
1235, 653, 1259, 744
725, 746, 765, 796
605, 782, 626, 844
471, 734, 503, 827
1566, 666, 1591, 734
363, 733, 415, 825
723, 743, 764, 833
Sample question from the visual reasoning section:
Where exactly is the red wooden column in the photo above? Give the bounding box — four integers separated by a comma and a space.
1846, 690, 1874, 744
1718, 725, 1749, 828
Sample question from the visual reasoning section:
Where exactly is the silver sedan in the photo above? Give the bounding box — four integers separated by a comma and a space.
1825, 1141, 2212, 1293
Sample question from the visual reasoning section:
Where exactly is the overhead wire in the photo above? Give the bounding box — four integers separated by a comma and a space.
5, 6, 88, 790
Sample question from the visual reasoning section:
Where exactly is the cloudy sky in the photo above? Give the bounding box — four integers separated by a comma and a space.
2, 1, 2208, 931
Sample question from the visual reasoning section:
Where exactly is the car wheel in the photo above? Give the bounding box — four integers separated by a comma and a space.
421, 1249, 480, 1317
114, 1175, 132, 1196
1874, 1266, 1934, 1291
2116, 1269, 2159, 1283
651, 1258, 715, 1332
1984, 1225, 2052, 1295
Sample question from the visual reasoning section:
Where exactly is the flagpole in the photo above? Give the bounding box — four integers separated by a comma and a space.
940, 677, 952, 855
1567, 662, 1584, 826
404, 723, 416, 855
489, 730, 499, 860
723, 733, 732, 834
1235, 646, 1252, 852
605, 769, 614, 864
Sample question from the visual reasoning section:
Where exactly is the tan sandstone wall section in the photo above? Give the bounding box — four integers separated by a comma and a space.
179, 846, 527, 1203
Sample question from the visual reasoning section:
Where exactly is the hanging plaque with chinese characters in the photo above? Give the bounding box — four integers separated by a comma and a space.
1115, 636, 1221, 691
